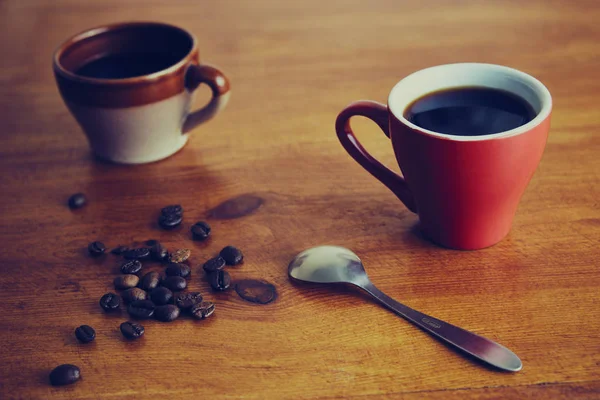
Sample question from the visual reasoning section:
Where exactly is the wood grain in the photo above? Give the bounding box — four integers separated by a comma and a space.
0, 0, 599, 399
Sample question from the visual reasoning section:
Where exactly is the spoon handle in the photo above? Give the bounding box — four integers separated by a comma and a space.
361, 282, 522, 372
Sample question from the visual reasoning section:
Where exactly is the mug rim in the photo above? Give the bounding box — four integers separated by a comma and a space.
387, 63, 553, 142
52, 21, 197, 85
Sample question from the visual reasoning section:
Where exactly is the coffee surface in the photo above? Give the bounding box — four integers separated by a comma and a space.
75, 52, 182, 79
405, 87, 536, 136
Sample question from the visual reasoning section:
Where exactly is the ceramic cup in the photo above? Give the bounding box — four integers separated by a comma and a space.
335, 63, 552, 250
53, 22, 230, 164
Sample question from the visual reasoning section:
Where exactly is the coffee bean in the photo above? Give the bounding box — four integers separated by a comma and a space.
191, 221, 211, 241
219, 246, 243, 265
120, 321, 144, 339
165, 263, 191, 278
49, 364, 80, 386
161, 276, 187, 291
114, 274, 139, 290
124, 247, 150, 260
111, 245, 129, 255
120, 259, 142, 274
74, 325, 96, 343
190, 301, 215, 320
150, 286, 173, 305
169, 248, 191, 263
127, 300, 155, 319
150, 242, 169, 262
154, 304, 180, 322
121, 287, 147, 304
161, 204, 183, 216
99, 292, 120, 311
139, 271, 161, 291
202, 256, 225, 273
209, 270, 231, 291
175, 292, 203, 309
145, 239, 159, 246
158, 213, 182, 229
88, 241, 106, 257
68, 193, 86, 210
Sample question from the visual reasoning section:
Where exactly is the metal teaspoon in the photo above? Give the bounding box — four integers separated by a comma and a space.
288, 245, 522, 372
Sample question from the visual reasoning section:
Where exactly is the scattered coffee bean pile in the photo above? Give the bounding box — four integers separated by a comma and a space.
97, 205, 224, 336
51, 203, 259, 386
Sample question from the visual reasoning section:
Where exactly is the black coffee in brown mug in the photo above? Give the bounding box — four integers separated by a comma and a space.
75, 52, 183, 79
404, 87, 536, 136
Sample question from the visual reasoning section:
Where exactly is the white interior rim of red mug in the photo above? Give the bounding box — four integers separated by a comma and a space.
387, 63, 552, 141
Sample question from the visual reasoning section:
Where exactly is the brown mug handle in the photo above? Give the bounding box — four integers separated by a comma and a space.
335, 100, 417, 213
182, 64, 231, 134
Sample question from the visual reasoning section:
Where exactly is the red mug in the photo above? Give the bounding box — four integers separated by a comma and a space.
336, 63, 552, 250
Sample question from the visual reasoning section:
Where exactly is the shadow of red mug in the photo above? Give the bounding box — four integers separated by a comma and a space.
336, 63, 552, 250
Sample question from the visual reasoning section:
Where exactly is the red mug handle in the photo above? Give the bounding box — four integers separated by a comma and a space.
335, 100, 417, 213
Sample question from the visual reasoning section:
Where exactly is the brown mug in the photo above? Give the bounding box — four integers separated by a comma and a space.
53, 22, 230, 164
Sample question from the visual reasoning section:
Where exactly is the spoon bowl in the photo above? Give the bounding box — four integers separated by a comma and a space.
288, 245, 368, 285
288, 245, 522, 372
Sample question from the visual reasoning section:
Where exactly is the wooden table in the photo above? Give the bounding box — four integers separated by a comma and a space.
1, 0, 599, 399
